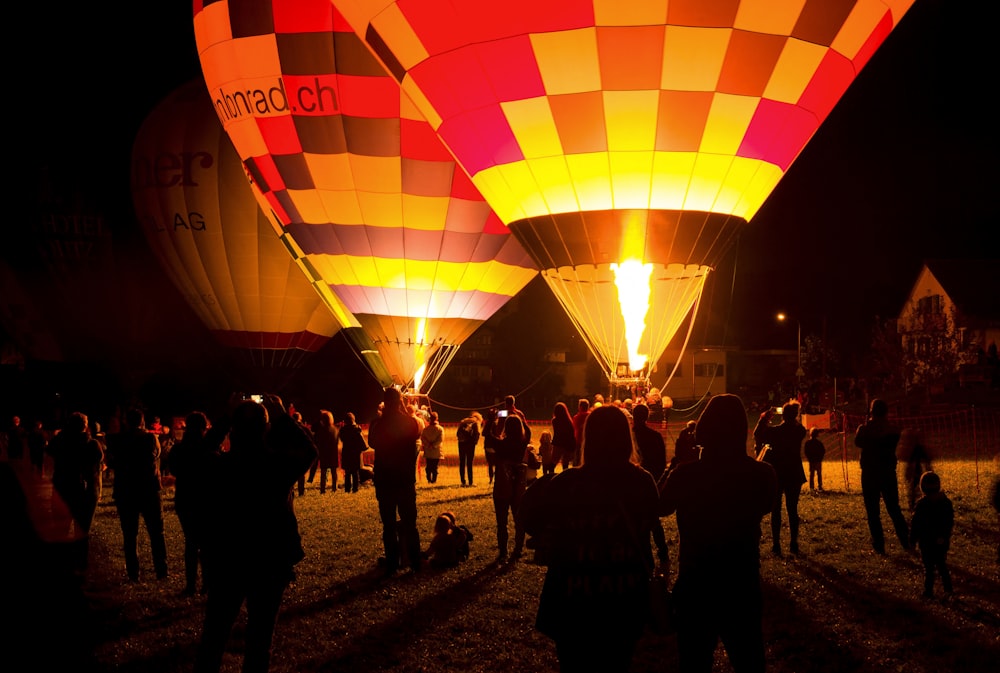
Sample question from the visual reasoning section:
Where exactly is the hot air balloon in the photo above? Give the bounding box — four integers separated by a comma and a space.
131, 79, 390, 390
333, 0, 917, 388
193, 0, 538, 394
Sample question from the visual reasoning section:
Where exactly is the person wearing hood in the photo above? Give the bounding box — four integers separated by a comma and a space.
659, 394, 778, 673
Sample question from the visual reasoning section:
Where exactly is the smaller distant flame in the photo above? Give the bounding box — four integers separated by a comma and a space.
611, 259, 653, 372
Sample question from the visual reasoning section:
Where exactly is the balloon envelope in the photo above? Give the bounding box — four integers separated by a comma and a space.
334, 0, 916, 382
194, 0, 537, 393
131, 79, 357, 375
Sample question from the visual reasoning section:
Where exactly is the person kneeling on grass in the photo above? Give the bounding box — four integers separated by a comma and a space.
424, 511, 472, 568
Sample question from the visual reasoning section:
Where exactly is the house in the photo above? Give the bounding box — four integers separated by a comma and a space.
897, 260, 1000, 387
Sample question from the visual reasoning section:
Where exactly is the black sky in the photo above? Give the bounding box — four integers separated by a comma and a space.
18, 0, 1000, 374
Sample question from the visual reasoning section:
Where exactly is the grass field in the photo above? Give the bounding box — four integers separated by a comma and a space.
69, 427, 1000, 673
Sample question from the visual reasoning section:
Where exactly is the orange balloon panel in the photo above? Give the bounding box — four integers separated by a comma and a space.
131, 79, 344, 369
336, 0, 915, 381
337, 0, 916, 226
193, 0, 537, 391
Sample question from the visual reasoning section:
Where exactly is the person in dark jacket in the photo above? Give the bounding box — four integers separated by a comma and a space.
195, 394, 317, 673
550, 401, 576, 473
339, 412, 368, 494
368, 387, 422, 576
660, 394, 778, 673
492, 413, 531, 563
520, 405, 660, 673
670, 420, 699, 471
909, 471, 954, 598
47, 411, 104, 572
312, 410, 340, 494
167, 411, 224, 596
104, 407, 168, 581
633, 403, 669, 565
455, 411, 481, 486
803, 427, 825, 492
854, 398, 910, 554
753, 402, 807, 555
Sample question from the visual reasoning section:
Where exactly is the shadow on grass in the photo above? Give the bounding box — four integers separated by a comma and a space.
284, 561, 537, 672
768, 556, 1000, 672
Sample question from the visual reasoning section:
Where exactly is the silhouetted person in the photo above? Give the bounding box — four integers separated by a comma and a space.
753, 402, 807, 555
455, 411, 481, 486
339, 412, 367, 493
313, 410, 339, 494
519, 405, 660, 673
420, 411, 444, 484
424, 511, 471, 569
633, 404, 669, 565
47, 411, 104, 572
196, 395, 317, 673
1, 460, 99, 671
104, 407, 168, 581
803, 427, 825, 492
293, 411, 316, 497
670, 420, 699, 471
570, 398, 590, 468
551, 401, 575, 472
4, 415, 27, 461
368, 387, 422, 576
28, 419, 48, 475
167, 411, 224, 596
500, 394, 531, 443
493, 413, 530, 562
854, 398, 910, 554
660, 394, 778, 673
910, 471, 954, 598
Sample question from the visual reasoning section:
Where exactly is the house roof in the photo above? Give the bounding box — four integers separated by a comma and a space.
924, 259, 1000, 320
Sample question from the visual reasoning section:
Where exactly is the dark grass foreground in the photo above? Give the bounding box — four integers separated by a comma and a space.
47, 457, 1000, 672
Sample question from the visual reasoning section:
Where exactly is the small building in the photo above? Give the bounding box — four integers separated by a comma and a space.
898, 259, 1000, 387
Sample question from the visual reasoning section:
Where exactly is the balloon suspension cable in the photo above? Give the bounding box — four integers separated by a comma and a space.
428, 364, 557, 414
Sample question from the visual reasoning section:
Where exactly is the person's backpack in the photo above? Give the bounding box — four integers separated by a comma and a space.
457, 419, 479, 443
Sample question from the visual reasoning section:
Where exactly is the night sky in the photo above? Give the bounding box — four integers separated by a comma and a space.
12, 0, 999, 401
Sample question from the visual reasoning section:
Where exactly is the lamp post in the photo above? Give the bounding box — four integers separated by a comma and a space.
777, 313, 804, 382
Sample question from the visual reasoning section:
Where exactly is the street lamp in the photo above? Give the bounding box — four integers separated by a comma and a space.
777, 313, 804, 382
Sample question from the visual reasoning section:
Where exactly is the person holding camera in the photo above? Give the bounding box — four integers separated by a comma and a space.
753, 402, 807, 556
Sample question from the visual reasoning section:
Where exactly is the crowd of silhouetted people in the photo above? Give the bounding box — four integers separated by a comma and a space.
2, 387, 998, 673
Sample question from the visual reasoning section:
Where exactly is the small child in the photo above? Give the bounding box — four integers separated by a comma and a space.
425, 511, 472, 568
803, 427, 825, 492
909, 471, 954, 598
538, 431, 556, 476
523, 443, 541, 486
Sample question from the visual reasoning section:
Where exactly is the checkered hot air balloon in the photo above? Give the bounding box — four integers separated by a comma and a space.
332, 0, 916, 386
131, 79, 391, 386
193, 0, 538, 394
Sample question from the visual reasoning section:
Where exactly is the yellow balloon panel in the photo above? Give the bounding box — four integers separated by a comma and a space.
193, 0, 539, 392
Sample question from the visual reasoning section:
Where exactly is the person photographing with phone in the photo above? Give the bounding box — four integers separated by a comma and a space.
494, 394, 531, 444
489, 394, 532, 563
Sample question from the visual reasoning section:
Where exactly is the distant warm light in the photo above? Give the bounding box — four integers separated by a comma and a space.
777, 312, 787, 322
611, 260, 653, 371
